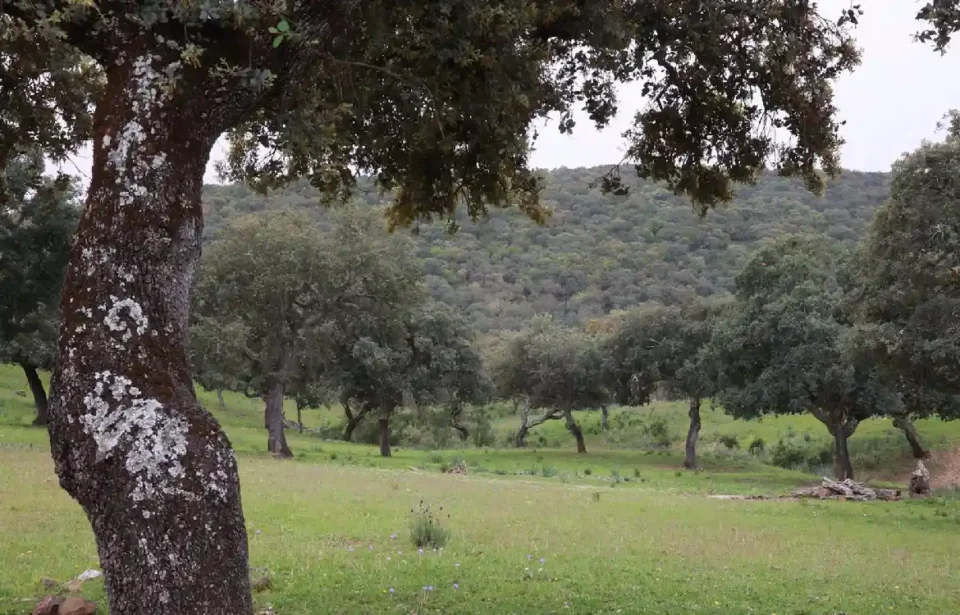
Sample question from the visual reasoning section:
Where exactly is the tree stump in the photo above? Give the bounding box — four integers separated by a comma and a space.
909, 460, 931, 497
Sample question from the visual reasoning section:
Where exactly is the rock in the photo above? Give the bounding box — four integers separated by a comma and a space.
59, 597, 97, 615
32, 596, 62, 615
791, 477, 900, 502
74, 570, 101, 583
40, 577, 59, 590
910, 460, 931, 497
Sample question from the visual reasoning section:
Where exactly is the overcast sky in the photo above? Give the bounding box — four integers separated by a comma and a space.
54, 1, 960, 184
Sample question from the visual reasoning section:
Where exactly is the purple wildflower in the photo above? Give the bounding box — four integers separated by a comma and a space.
390, 533, 398, 540
453, 583, 460, 591
418, 548, 424, 556
389, 587, 395, 594
540, 557, 545, 565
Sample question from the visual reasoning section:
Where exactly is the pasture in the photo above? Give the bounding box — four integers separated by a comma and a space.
1, 366, 960, 614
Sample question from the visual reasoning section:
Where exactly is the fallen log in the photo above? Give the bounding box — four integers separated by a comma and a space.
791, 477, 900, 501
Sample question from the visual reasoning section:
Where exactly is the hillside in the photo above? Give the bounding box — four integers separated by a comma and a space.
201, 167, 890, 332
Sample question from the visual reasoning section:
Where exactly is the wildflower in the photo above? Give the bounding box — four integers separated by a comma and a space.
390, 533, 398, 540
423, 585, 434, 592
387, 557, 391, 561
527, 554, 532, 561
540, 557, 545, 565
348, 546, 354, 552
455, 562, 460, 568
418, 548, 424, 556
369, 545, 374, 551
389, 587, 395, 594
453, 583, 460, 591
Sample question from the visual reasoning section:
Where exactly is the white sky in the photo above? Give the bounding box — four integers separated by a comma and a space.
54, 1, 960, 183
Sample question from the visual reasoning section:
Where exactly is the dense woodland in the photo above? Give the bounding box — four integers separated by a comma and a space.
202, 169, 889, 332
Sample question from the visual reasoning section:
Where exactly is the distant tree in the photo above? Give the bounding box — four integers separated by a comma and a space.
495, 317, 609, 452
0, 148, 79, 425
603, 299, 727, 469
189, 316, 250, 412
845, 113, 960, 457
706, 235, 900, 480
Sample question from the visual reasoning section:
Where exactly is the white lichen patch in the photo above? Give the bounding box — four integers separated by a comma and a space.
103, 296, 149, 341
108, 54, 181, 207
80, 371, 189, 504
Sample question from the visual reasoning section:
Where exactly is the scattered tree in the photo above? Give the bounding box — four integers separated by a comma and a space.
603, 299, 727, 469
845, 113, 960, 456
707, 235, 899, 480
495, 317, 608, 452
0, 148, 79, 425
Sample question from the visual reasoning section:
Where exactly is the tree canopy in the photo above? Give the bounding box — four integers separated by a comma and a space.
706, 234, 899, 479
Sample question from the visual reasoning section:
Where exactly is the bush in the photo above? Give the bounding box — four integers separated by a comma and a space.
718, 434, 740, 450
748, 438, 766, 455
770, 437, 832, 472
583, 468, 592, 476
542, 465, 559, 478
409, 501, 450, 549
641, 417, 672, 449
469, 405, 496, 448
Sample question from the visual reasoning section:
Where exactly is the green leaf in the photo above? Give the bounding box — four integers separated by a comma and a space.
276, 20, 290, 33
273, 35, 284, 48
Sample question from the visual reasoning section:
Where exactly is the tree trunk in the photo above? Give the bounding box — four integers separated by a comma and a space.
296, 403, 304, 434
515, 398, 531, 448
452, 421, 470, 441
265, 379, 292, 458
342, 400, 367, 442
46, 54, 252, 614
216, 390, 227, 411
21, 363, 49, 426
378, 415, 391, 457
600, 404, 609, 431
833, 428, 854, 481
893, 415, 929, 459
683, 396, 702, 470
563, 408, 587, 454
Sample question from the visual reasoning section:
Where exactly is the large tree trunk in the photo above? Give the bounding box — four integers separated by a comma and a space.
832, 427, 855, 481
46, 54, 252, 614
21, 363, 49, 426
893, 415, 929, 459
216, 389, 227, 411
378, 415, 391, 457
452, 421, 470, 441
683, 396, 702, 470
264, 379, 292, 458
563, 408, 587, 454
600, 404, 609, 431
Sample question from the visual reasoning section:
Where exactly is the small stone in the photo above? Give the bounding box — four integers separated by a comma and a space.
32, 596, 62, 615
251, 575, 272, 593
910, 460, 931, 497
59, 597, 97, 615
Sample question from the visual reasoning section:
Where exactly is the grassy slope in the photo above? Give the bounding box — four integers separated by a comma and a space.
3, 364, 960, 613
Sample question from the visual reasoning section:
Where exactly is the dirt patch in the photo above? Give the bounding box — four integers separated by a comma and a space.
928, 448, 960, 490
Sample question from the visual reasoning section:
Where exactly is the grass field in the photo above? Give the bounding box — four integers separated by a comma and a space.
2, 364, 960, 614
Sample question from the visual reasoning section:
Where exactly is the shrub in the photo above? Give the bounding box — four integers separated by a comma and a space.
542, 465, 559, 478
409, 501, 450, 549
641, 417, 672, 449
429, 452, 444, 464
633, 468, 641, 478
718, 434, 740, 450
583, 468, 592, 476
748, 438, 766, 455
770, 437, 832, 472
470, 405, 496, 448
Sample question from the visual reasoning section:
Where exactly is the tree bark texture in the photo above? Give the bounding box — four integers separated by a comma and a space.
47, 53, 253, 614
893, 415, 930, 459
683, 396, 701, 469
264, 379, 292, 458
563, 408, 587, 454
378, 416, 391, 457
833, 427, 855, 481
22, 363, 49, 426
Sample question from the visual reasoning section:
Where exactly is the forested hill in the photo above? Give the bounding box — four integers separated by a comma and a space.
201, 166, 890, 332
